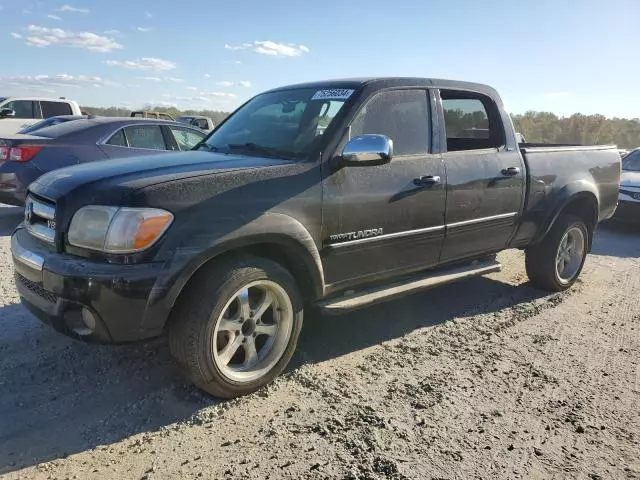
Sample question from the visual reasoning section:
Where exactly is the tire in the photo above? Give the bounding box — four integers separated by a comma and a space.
168, 256, 303, 399
525, 214, 590, 292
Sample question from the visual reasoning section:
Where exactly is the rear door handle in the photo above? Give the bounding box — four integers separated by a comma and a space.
413, 175, 441, 187
501, 167, 521, 176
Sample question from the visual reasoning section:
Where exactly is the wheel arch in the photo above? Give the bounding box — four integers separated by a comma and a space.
163, 215, 325, 323
533, 182, 599, 249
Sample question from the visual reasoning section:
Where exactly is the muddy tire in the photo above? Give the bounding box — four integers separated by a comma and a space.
168, 256, 303, 399
525, 214, 590, 292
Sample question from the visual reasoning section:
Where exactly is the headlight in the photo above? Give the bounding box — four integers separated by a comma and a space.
68, 206, 174, 253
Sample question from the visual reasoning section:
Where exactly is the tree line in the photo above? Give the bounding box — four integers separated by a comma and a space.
82, 104, 640, 149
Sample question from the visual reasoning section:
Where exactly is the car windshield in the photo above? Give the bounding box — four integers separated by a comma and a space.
199, 87, 353, 160
622, 151, 640, 171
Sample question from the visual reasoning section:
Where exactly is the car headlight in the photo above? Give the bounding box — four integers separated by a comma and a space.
68, 206, 174, 253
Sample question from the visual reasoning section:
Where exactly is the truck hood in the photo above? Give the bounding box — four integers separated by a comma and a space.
29, 151, 293, 203
621, 170, 640, 188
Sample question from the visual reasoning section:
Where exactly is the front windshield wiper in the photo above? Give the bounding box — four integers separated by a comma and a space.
227, 142, 302, 160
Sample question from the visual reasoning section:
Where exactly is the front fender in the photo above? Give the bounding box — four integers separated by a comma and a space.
141, 212, 324, 331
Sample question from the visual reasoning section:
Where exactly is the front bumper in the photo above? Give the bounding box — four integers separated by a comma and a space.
11, 227, 167, 343
612, 200, 640, 223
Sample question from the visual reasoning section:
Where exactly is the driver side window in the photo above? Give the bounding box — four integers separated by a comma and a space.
3, 100, 38, 119
350, 90, 430, 156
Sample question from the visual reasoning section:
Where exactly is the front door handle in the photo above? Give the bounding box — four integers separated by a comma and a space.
501, 167, 521, 176
413, 175, 441, 187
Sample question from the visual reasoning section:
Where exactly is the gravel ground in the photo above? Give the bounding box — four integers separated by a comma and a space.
0, 205, 639, 480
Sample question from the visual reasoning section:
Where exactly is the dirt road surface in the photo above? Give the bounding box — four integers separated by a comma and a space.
0, 205, 638, 480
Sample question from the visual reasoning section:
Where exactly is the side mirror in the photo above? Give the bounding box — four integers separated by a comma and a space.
0, 108, 16, 119
341, 134, 393, 166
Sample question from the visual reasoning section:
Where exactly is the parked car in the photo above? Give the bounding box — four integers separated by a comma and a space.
130, 110, 174, 121
0, 97, 82, 136
0, 117, 206, 205
612, 148, 640, 223
17, 115, 89, 134
176, 115, 215, 133
10, 77, 620, 398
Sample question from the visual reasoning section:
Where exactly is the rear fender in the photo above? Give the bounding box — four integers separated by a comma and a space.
532, 180, 599, 246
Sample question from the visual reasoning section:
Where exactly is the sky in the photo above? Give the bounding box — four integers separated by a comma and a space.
1, 0, 639, 118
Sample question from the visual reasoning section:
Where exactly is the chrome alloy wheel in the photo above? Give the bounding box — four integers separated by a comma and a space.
212, 280, 293, 383
555, 226, 586, 284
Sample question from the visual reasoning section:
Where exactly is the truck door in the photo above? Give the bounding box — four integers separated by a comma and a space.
436, 89, 525, 262
321, 89, 446, 288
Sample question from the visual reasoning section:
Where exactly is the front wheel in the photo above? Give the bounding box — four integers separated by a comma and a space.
168, 256, 303, 399
525, 214, 590, 292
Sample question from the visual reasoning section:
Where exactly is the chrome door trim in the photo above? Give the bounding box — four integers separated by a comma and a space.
446, 212, 518, 229
327, 225, 444, 248
325, 212, 518, 248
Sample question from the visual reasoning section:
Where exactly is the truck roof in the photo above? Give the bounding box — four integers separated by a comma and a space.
0, 96, 78, 101
265, 77, 501, 102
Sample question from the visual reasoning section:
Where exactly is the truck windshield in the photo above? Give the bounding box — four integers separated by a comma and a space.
622, 151, 640, 171
198, 87, 353, 160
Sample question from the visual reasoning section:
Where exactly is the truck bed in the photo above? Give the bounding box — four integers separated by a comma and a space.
511, 143, 621, 246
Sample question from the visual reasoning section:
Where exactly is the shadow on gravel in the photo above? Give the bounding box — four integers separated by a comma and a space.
293, 275, 548, 372
591, 222, 640, 259
0, 272, 549, 475
0, 205, 23, 237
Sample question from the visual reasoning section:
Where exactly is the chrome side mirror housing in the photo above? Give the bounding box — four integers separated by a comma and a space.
341, 134, 393, 166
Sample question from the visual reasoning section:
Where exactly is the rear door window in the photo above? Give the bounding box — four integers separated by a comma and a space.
124, 125, 167, 150
169, 127, 205, 150
440, 91, 506, 151
3, 100, 38, 119
40, 101, 73, 118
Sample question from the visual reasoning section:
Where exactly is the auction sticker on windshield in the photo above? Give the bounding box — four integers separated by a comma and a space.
311, 89, 354, 100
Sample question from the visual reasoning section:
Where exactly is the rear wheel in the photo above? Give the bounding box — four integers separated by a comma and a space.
525, 214, 589, 292
169, 256, 303, 399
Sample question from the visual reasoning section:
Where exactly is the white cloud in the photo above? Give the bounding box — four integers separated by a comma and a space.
543, 92, 570, 99
104, 29, 121, 35
217, 80, 251, 87
138, 76, 162, 82
145, 11, 153, 18
23, 9, 32, 14
47, 14, 61, 20
24, 25, 122, 52
59, 4, 89, 13
225, 40, 309, 57
166, 77, 184, 83
137, 27, 152, 33
186, 86, 197, 91
0, 74, 118, 90
201, 91, 236, 98
225, 60, 242, 65
10, 32, 23, 39
203, 73, 211, 78
106, 57, 177, 71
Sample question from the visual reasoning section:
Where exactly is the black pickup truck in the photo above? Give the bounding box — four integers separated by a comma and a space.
10, 78, 620, 398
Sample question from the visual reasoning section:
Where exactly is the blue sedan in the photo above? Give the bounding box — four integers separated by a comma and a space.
0, 117, 206, 205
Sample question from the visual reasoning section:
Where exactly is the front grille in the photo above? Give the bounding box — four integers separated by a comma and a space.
24, 195, 56, 244
15, 272, 59, 304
